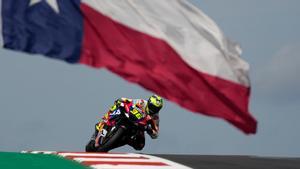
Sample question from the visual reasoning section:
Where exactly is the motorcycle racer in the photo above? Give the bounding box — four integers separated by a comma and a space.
85, 94, 163, 152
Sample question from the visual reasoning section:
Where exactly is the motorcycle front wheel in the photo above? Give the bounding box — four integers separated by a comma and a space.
85, 140, 96, 152
96, 127, 126, 152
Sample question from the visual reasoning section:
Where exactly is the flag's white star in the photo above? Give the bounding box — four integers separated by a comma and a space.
30, 0, 60, 13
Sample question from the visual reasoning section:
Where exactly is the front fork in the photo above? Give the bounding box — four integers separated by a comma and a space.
95, 124, 109, 146
96, 125, 125, 146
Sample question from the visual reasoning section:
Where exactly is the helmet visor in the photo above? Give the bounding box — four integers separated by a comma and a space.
147, 103, 162, 115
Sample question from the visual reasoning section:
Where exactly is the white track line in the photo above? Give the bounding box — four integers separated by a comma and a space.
22, 151, 192, 169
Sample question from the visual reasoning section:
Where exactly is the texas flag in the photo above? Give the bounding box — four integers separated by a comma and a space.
0, 0, 257, 134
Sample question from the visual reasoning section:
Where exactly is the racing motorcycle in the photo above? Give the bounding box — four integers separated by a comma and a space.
86, 103, 153, 152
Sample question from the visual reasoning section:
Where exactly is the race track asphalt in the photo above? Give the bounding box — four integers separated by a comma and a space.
155, 154, 300, 169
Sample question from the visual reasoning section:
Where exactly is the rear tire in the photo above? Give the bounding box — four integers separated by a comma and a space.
96, 127, 125, 152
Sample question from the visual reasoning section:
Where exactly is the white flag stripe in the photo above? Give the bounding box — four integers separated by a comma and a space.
0, 0, 3, 47
73, 157, 157, 162
82, 0, 250, 86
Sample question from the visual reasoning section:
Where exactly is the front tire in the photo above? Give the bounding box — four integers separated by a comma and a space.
96, 127, 125, 152
85, 140, 96, 152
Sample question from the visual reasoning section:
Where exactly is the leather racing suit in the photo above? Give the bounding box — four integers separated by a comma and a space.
86, 98, 159, 151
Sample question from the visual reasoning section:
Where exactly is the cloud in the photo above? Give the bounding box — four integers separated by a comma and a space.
254, 43, 300, 102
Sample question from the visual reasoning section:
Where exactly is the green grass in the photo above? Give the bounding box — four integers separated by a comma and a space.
0, 152, 90, 169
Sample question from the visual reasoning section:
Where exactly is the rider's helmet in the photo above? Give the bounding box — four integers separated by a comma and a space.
146, 94, 163, 115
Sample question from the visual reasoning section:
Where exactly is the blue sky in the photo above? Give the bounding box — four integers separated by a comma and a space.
1, 0, 300, 157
